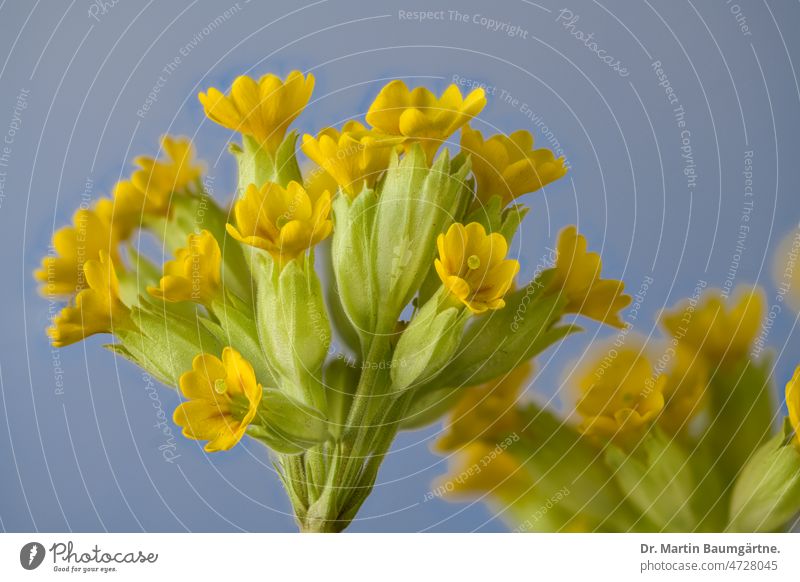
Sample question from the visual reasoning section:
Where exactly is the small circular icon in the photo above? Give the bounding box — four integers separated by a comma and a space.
20, 542, 46, 570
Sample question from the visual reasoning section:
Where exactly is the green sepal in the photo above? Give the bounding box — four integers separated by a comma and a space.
370, 145, 471, 327
512, 403, 648, 532
604, 428, 699, 531
704, 357, 775, 484
255, 251, 330, 412
317, 240, 361, 356
391, 289, 470, 393
202, 294, 275, 388
400, 385, 463, 430
255, 388, 331, 451
117, 244, 161, 307
231, 132, 302, 192
433, 291, 574, 389
464, 195, 529, 242
113, 304, 222, 388
324, 358, 360, 440
728, 423, 800, 532
331, 187, 380, 345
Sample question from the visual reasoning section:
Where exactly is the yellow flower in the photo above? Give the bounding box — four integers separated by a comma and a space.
436, 441, 529, 499
147, 230, 222, 306
434, 222, 519, 314
547, 226, 630, 328
661, 287, 764, 363
303, 162, 340, 202
94, 194, 139, 244
199, 71, 314, 153
131, 136, 202, 215
786, 365, 800, 449
437, 362, 532, 452
35, 207, 119, 297
173, 347, 262, 452
461, 126, 567, 207
366, 80, 486, 163
575, 347, 665, 445
301, 121, 401, 198
226, 181, 332, 266
657, 347, 708, 435
47, 252, 129, 347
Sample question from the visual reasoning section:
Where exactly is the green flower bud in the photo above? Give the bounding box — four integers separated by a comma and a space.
205, 293, 275, 388
728, 421, 800, 532
247, 388, 330, 455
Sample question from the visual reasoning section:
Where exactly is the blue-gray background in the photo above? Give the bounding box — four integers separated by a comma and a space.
1, 0, 799, 532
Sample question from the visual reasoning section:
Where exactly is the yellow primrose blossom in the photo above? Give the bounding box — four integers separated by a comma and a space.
303, 162, 340, 202
47, 252, 129, 347
199, 71, 315, 153
301, 121, 401, 198
131, 136, 202, 215
787, 365, 800, 449
226, 181, 332, 266
575, 347, 665, 445
94, 195, 139, 244
435, 222, 519, 314
661, 287, 764, 363
461, 126, 567, 207
547, 226, 630, 328
35, 207, 119, 297
657, 347, 708, 435
174, 347, 262, 452
147, 230, 222, 306
437, 362, 531, 453
435, 441, 529, 499
366, 80, 486, 163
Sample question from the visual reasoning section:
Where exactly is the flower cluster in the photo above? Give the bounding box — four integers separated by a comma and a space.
436, 284, 800, 532
39, 70, 670, 534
